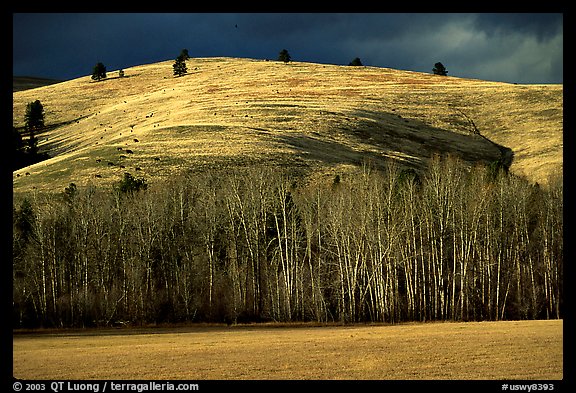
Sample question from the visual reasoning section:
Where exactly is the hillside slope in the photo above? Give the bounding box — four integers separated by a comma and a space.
12, 57, 562, 193
13, 76, 64, 92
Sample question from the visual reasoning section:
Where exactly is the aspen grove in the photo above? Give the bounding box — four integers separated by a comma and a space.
12, 155, 563, 328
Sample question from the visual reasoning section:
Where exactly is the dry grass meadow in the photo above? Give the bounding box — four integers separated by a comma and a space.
12, 57, 562, 195
13, 320, 562, 380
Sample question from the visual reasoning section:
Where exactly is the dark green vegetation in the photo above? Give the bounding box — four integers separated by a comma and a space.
433, 62, 448, 76
12, 155, 562, 328
348, 57, 363, 66
278, 49, 291, 63
12, 100, 51, 170
25, 99, 45, 131
91, 62, 107, 82
173, 53, 188, 77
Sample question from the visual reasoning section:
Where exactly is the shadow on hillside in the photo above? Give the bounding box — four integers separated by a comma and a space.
89, 74, 140, 83
477, 133, 515, 171
272, 109, 513, 173
272, 132, 422, 171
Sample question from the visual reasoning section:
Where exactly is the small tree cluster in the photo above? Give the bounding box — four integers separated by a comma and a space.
348, 57, 363, 66
173, 49, 190, 77
278, 49, 291, 63
24, 100, 43, 157
433, 62, 448, 76
91, 62, 107, 81
25, 100, 45, 132
114, 172, 148, 195
13, 100, 49, 170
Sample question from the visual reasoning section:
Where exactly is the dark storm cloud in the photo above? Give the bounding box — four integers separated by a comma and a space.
13, 13, 563, 84
470, 13, 563, 41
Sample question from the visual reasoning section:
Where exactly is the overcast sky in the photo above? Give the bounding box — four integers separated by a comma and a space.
13, 13, 563, 84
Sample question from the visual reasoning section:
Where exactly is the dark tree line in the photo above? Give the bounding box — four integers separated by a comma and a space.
13, 100, 50, 171
13, 155, 562, 328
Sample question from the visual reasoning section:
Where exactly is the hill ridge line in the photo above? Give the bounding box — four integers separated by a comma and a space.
12, 57, 562, 192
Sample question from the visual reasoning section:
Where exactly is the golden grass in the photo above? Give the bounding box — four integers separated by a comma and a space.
12, 58, 562, 194
13, 320, 562, 380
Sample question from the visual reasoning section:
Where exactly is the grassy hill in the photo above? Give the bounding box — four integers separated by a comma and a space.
12, 57, 562, 194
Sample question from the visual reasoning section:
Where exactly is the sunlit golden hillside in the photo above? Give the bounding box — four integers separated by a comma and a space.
12, 57, 562, 193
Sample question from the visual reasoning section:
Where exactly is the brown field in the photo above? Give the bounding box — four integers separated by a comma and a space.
13, 320, 562, 380
12, 57, 562, 195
